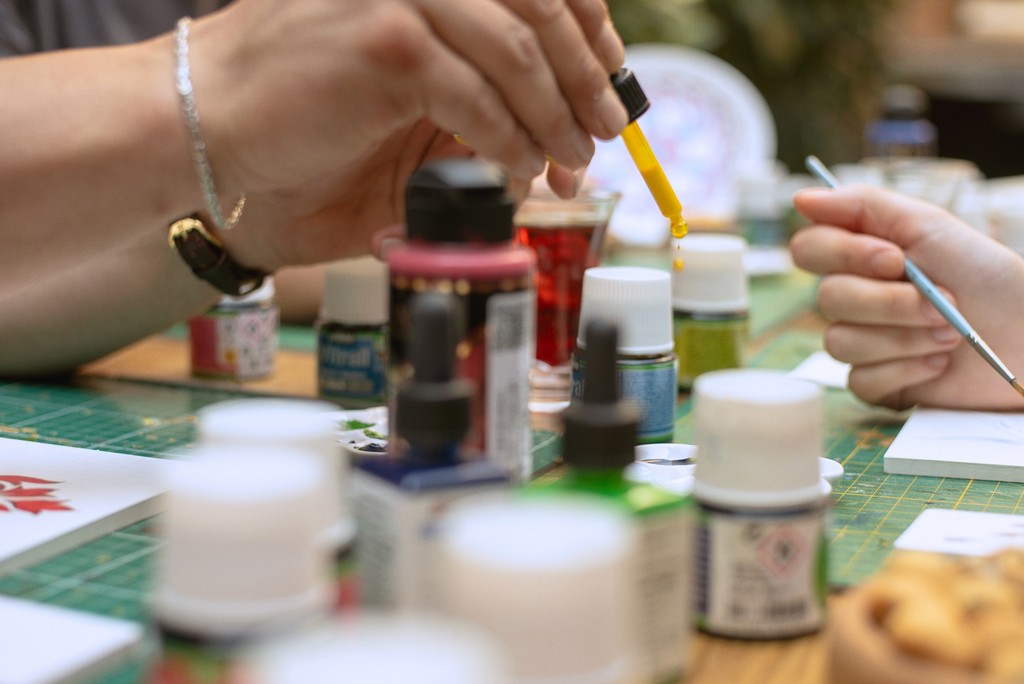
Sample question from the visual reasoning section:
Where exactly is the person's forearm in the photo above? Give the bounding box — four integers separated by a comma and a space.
0, 37, 204, 283
0, 227, 219, 377
274, 264, 326, 325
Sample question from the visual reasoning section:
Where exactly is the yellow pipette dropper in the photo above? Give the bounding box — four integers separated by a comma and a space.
611, 69, 689, 269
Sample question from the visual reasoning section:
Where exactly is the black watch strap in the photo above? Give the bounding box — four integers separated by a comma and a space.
168, 215, 268, 296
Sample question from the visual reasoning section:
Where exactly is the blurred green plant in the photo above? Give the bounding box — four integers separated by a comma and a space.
608, 0, 894, 171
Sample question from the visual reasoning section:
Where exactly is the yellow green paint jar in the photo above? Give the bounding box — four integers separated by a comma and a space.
671, 234, 749, 390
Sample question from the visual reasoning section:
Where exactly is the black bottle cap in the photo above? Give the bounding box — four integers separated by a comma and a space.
396, 292, 473, 453
611, 68, 650, 124
405, 159, 516, 243
561, 318, 640, 470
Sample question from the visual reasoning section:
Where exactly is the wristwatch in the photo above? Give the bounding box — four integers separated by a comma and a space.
168, 214, 268, 296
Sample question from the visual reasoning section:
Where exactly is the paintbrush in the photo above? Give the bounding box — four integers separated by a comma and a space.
804, 155, 1024, 399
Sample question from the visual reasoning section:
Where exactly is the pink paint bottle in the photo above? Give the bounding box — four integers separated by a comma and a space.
388, 159, 536, 482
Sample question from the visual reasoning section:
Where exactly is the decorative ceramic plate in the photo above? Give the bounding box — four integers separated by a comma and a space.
587, 44, 777, 246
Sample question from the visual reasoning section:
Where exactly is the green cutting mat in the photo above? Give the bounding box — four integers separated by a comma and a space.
0, 377, 561, 623
2, 269, 1022, 657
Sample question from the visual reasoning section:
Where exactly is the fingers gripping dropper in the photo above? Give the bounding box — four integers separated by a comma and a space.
804, 155, 1024, 400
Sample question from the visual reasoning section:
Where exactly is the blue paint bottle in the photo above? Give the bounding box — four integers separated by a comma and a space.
317, 256, 389, 408
351, 291, 510, 610
572, 266, 677, 444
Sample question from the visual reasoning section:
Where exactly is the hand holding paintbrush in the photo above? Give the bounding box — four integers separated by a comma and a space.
788, 156, 1024, 410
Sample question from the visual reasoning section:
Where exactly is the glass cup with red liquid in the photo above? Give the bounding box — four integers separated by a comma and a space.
514, 186, 620, 406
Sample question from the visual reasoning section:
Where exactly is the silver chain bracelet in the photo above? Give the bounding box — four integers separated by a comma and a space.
174, 17, 245, 232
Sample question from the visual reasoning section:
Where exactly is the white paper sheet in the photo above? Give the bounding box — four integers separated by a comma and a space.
0, 596, 144, 684
0, 438, 177, 574
895, 508, 1024, 556
788, 351, 850, 389
883, 408, 1024, 482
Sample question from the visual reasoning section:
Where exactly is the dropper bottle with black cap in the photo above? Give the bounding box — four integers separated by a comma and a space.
351, 291, 510, 610
538, 318, 694, 684
387, 158, 536, 482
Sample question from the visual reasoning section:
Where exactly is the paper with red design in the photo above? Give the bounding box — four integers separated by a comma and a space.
0, 438, 177, 575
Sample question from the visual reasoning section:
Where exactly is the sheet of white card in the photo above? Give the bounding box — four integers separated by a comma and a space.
894, 508, 1024, 556
0, 438, 178, 575
883, 408, 1024, 482
0, 596, 144, 684
788, 351, 850, 389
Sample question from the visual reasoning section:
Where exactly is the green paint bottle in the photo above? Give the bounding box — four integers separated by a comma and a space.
544, 318, 693, 684
672, 234, 749, 390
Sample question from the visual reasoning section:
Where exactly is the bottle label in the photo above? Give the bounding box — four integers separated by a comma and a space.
485, 289, 535, 481
673, 314, 748, 390
317, 326, 388, 407
635, 508, 693, 681
572, 355, 677, 444
188, 306, 278, 380
350, 469, 509, 610
695, 501, 826, 638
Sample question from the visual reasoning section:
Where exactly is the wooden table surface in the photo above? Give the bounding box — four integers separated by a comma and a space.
80, 331, 833, 684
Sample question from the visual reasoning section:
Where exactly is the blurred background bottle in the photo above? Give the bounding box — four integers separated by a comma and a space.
863, 84, 938, 159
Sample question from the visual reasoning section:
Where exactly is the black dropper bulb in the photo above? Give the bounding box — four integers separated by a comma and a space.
611, 68, 650, 124
561, 318, 640, 470
396, 292, 473, 461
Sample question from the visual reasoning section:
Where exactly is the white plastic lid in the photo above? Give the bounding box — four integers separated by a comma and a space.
577, 266, 673, 354
438, 496, 635, 684
154, 447, 332, 639
671, 234, 749, 313
320, 256, 389, 325
244, 613, 514, 684
693, 369, 823, 507
196, 398, 354, 548
217, 276, 276, 309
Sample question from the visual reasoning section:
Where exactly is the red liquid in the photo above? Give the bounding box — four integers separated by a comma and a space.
516, 223, 601, 367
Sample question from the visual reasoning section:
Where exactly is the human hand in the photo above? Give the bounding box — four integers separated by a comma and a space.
190, 0, 626, 204
791, 185, 1024, 411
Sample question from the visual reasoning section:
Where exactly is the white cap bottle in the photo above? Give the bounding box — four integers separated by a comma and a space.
691, 369, 829, 639
317, 256, 389, 408
573, 266, 677, 443
153, 446, 332, 640
437, 495, 637, 684
672, 234, 749, 390
243, 613, 514, 684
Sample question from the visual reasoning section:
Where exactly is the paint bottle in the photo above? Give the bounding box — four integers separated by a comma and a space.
438, 495, 636, 684
543, 318, 693, 684
316, 256, 389, 409
573, 266, 676, 444
692, 369, 829, 639
863, 84, 937, 159
188, 278, 279, 380
735, 164, 786, 249
148, 446, 333, 683
672, 234, 749, 390
196, 398, 358, 609
388, 158, 535, 482
352, 292, 510, 610
242, 614, 514, 684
